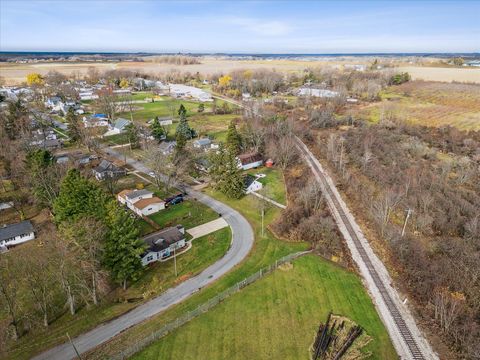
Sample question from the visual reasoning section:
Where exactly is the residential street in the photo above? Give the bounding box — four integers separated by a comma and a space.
32, 147, 254, 360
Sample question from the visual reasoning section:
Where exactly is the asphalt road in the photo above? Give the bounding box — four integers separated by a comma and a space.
295, 137, 438, 360
33, 148, 254, 360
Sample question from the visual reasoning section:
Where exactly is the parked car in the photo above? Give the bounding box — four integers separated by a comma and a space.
165, 193, 184, 206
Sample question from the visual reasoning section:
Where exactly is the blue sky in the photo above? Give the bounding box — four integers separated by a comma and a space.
1, 0, 479, 53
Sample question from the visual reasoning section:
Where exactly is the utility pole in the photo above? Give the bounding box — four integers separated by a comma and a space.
261, 208, 265, 238
173, 246, 177, 277
401, 208, 412, 237
66, 332, 82, 360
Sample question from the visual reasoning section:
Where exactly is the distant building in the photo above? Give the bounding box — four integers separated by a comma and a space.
141, 226, 186, 266
298, 87, 339, 98
193, 138, 212, 150
158, 141, 176, 155
93, 160, 126, 180
237, 152, 263, 170
111, 118, 131, 134
0, 220, 35, 248
169, 84, 213, 102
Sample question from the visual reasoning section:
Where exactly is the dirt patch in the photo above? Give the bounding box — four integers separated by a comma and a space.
278, 262, 293, 271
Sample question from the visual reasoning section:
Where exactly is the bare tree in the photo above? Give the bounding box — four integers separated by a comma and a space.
0, 256, 22, 339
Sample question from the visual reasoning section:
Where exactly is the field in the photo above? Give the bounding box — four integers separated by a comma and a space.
362, 81, 480, 130
133, 255, 396, 360
4, 227, 231, 360
396, 66, 480, 83
246, 167, 287, 205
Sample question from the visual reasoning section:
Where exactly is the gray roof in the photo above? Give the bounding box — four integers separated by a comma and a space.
125, 189, 153, 200
194, 138, 212, 146
0, 221, 34, 242
143, 225, 184, 254
114, 118, 131, 130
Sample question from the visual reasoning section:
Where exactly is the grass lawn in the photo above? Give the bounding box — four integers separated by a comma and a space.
133, 254, 396, 360
246, 167, 286, 205
5, 228, 232, 360
101, 132, 131, 145
149, 199, 219, 230
86, 189, 309, 359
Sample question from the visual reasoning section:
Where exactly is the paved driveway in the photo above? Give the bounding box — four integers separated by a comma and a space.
187, 218, 228, 239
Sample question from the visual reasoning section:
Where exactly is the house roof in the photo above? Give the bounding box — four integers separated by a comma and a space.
238, 152, 262, 165
95, 159, 114, 173
114, 118, 131, 130
143, 225, 185, 253
0, 221, 34, 242
117, 189, 133, 200
125, 189, 153, 200
134, 196, 164, 210
159, 141, 176, 152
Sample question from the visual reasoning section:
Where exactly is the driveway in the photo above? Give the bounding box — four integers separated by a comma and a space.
33, 147, 254, 360
187, 218, 229, 239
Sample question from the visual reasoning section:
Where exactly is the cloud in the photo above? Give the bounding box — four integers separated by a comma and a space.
227, 17, 292, 36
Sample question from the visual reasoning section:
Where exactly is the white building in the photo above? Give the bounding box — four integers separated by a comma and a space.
169, 84, 213, 102
117, 189, 165, 216
244, 175, 263, 194
0, 221, 35, 248
237, 152, 263, 171
298, 88, 339, 98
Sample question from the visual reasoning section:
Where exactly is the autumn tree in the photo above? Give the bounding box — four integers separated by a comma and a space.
26, 73, 44, 87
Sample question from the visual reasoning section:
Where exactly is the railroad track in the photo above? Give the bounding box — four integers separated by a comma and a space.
295, 137, 436, 360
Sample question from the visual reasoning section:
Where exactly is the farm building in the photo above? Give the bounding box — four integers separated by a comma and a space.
0, 220, 35, 248
237, 152, 263, 170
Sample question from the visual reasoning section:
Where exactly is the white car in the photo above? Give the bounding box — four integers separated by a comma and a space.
148, 171, 155, 177
255, 173, 266, 178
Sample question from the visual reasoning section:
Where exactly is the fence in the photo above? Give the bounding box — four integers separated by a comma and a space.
112, 251, 310, 360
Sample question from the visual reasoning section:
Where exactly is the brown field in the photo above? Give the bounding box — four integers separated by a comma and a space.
396, 66, 480, 83
362, 81, 480, 130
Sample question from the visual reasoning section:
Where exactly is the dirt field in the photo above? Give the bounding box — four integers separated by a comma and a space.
362, 81, 480, 130
397, 66, 480, 83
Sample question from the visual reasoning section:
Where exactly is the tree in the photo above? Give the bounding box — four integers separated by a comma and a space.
53, 169, 109, 223
0, 256, 23, 339
104, 201, 145, 289
178, 104, 187, 119
2, 99, 28, 140
95, 88, 119, 121
26, 73, 44, 87
218, 75, 232, 88
125, 123, 140, 149
197, 103, 205, 113
66, 107, 82, 143
119, 78, 130, 89
175, 105, 193, 151
150, 116, 165, 142
226, 120, 242, 155
210, 145, 244, 199
266, 135, 298, 171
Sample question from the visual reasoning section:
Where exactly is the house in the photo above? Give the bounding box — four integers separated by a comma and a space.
111, 118, 131, 134
237, 151, 263, 170
141, 225, 186, 266
83, 114, 109, 128
195, 158, 211, 173
168, 84, 213, 102
158, 141, 176, 155
93, 160, 126, 180
0, 220, 35, 248
118, 189, 153, 206
131, 197, 166, 216
193, 138, 212, 149
244, 175, 263, 194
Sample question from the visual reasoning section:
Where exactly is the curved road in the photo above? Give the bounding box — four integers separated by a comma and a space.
295, 137, 438, 360
33, 149, 254, 360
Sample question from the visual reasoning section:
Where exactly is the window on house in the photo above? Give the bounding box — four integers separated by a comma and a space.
147, 255, 153, 261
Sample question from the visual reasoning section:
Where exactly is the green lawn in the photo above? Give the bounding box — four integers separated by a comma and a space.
149, 199, 219, 230
133, 255, 396, 360
101, 132, 131, 145
86, 189, 309, 359
246, 167, 286, 205
5, 228, 232, 360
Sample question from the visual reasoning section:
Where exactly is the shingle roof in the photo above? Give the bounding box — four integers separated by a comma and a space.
134, 196, 164, 210
125, 189, 153, 200
143, 226, 185, 253
238, 152, 262, 166
0, 221, 34, 242
114, 118, 131, 130
194, 138, 211, 146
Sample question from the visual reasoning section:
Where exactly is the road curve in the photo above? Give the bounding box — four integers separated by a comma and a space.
33, 149, 254, 360
295, 137, 438, 360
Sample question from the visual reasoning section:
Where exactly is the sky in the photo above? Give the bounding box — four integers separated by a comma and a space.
1, 0, 479, 53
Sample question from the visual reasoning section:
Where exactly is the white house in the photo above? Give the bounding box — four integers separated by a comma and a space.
244, 175, 263, 194
141, 226, 186, 266
131, 197, 166, 216
0, 221, 35, 248
193, 138, 212, 150
118, 189, 153, 207
237, 152, 263, 170
83, 114, 109, 128
110, 118, 131, 134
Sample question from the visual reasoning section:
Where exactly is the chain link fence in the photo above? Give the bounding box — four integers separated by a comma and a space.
112, 251, 309, 360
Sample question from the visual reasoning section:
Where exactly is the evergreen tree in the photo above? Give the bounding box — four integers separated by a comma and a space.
175, 130, 187, 152
125, 123, 140, 149
175, 106, 192, 140
25, 148, 54, 170
150, 116, 165, 142
209, 145, 244, 199
178, 104, 187, 119
197, 103, 205, 113
53, 169, 109, 223
104, 201, 145, 289
226, 120, 242, 155
66, 107, 82, 143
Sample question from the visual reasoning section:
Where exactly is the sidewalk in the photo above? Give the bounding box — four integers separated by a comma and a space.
250, 192, 286, 209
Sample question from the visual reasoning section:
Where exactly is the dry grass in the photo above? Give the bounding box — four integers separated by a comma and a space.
362, 81, 480, 130
396, 66, 480, 84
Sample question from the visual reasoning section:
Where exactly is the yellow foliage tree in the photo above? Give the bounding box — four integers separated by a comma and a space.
119, 78, 130, 89
243, 70, 253, 80
218, 75, 232, 88
26, 73, 44, 86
